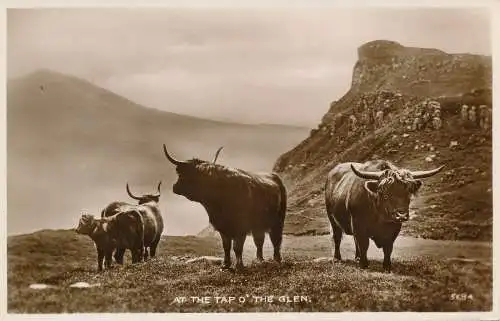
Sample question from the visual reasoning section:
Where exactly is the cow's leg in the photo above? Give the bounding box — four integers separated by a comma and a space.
330, 223, 343, 261
252, 230, 265, 262
382, 243, 394, 272
131, 250, 137, 263
233, 234, 247, 271
220, 233, 232, 270
149, 239, 160, 258
269, 226, 283, 263
114, 248, 125, 265
138, 246, 145, 262
143, 247, 149, 261
131, 247, 142, 263
97, 247, 104, 272
355, 240, 360, 261
104, 250, 113, 269
354, 235, 369, 269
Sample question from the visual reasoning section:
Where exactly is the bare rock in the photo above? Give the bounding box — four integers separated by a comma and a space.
313, 257, 333, 263
29, 283, 56, 290
69, 282, 101, 288
185, 256, 223, 265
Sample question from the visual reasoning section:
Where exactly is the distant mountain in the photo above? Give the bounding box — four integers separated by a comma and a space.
7, 69, 309, 236
274, 40, 492, 241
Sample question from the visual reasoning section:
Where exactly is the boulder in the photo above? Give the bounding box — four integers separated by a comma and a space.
185, 256, 223, 265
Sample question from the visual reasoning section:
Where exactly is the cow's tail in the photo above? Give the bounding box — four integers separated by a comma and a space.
129, 210, 145, 260
272, 173, 287, 225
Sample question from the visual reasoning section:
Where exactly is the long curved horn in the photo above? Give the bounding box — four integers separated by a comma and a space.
156, 181, 162, 194
350, 164, 384, 180
126, 183, 142, 201
163, 144, 187, 166
410, 165, 446, 179
213, 146, 224, 164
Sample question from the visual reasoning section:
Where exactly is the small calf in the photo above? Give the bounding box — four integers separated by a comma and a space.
75, 211, 145, 271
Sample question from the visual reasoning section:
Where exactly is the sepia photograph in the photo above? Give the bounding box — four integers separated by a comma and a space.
2, 2, 497, 317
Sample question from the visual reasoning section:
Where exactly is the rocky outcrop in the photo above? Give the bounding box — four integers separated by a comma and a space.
273, 40, 492, 241
351, 40, 491, 97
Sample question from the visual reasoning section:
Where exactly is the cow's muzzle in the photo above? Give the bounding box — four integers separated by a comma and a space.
393, 211, 409, 223
172, 183, 180, 195
173, 182, 187, 197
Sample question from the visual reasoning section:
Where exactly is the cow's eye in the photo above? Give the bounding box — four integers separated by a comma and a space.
383, 194, 389, 200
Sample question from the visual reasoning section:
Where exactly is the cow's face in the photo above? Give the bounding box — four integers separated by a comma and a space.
75, 214, 97, 235
351, 163, 445, 223
163, 145, 224, 203
172, 160, 213, 202
364, 170, 422, 223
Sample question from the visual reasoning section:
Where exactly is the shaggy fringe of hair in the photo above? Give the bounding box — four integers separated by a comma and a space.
372, 160, 421, 196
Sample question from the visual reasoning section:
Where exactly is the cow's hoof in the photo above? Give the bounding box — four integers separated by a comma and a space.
220, 266, 235, 272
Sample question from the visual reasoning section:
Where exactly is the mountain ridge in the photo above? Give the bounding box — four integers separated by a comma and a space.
9, 68, 309, 130
7, 69, 309, 236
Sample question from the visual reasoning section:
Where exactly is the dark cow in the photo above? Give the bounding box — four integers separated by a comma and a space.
163, 144, 287, 271
101, 182, 164, 264
325, 160, 444, 272
75, 211, 144, 271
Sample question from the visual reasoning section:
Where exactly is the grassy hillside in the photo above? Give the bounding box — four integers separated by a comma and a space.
7, 69, 309, 236
7, 230, 492, 312
273, 41, 492, 241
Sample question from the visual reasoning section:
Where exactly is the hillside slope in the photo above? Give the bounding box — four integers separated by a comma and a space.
7, 69, 309, 236
273, 40, 492, 241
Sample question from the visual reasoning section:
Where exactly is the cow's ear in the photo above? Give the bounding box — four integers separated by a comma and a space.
409, 180, 423, 194
364, 181, 379, 197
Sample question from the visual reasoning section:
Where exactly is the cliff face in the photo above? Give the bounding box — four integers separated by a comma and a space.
352, 40, 491, 96
274, 40, 492, 241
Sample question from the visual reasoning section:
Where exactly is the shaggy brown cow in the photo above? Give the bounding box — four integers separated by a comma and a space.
75, 211, 144, 271
101, 182, 164, 264
163, 144, 287, 271
325, 160, 444, 272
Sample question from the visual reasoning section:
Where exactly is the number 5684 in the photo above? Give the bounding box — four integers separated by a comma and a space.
450, 293, 473, 301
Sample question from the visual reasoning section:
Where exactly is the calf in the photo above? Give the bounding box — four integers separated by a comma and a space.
75, 211, 145, 271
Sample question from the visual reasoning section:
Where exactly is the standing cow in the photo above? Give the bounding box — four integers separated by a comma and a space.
325, 160, 444, 272
101, 182, 164, 264
75, 210, 145, 271
163, 144, 287, 271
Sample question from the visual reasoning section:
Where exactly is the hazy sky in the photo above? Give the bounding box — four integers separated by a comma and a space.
7, 7, 491, 127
